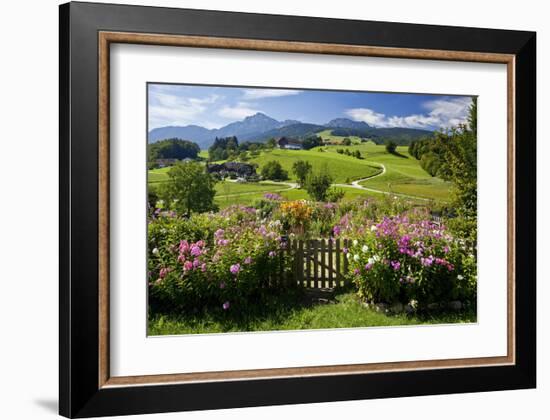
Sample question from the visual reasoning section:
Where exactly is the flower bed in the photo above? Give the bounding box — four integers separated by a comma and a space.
148, 205, 290, 312
337, 214, 476, 307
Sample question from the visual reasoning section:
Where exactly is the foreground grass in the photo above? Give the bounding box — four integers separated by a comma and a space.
148, 291, 476, 335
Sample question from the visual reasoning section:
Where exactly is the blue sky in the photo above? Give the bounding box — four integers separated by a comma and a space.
148, 83, 473, 131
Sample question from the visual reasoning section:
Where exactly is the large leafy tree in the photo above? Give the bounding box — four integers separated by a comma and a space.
261, 160, 289, 181
148, 138, 200, 161
292, 160, 312, 187
159, 161, 218, 215
305, 164, 334, 202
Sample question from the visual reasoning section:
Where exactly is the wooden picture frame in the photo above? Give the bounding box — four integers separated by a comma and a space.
60, 2, 536, 417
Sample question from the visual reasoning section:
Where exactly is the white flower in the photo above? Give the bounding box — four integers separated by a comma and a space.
370, 225, 377, 232
347, 253, 352, 260
152, 247, 159, 255
368, 257, 375, 265
353, 254, 360, 262
362, 245, 369, 253
373, 255, 381, 262
353, 239, 358, 246
457, 275, 464, 280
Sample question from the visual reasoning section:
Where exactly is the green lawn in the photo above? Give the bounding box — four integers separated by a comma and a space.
317, 143, 452, 201
249, 148, 382, 183
148, 291, 476, 335
149, 142, 451, 206
317, 129, 367, 144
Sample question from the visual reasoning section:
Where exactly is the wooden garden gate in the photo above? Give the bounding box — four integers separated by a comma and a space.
288, 238, 350, 288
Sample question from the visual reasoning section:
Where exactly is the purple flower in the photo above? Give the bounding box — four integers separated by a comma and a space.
222, 301, 230, 310
214, 228, 225, 238
230, 263, 241, 275
390, 261, 401, 271
343, 247, 349, 254
201, 263, 207, 272
353, 268, 360, 275
268, 251, 276, 258
219, 281, 226, 289
421, 256, 434, 267
244, 256, 252, 264
364, 263, 373, 271
193, 258, 201, 268
190, 245, 202, 257
264, 193, 282, 201
332, 225, 341, 236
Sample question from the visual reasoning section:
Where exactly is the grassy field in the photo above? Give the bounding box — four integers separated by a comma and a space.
317, 129, 366, 144
149, 291, 476, 335
248, 148, 382, 183
148, 141, 451, 206
314, 143, 452, 201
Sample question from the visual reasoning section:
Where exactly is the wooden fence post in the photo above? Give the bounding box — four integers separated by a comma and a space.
328, 238, 334, 288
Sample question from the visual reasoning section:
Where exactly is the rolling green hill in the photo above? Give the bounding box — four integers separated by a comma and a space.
148, 143, 452, 207
248, 149, 381, 183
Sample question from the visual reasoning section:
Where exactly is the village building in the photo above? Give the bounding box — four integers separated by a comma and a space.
277, 136, 303, 150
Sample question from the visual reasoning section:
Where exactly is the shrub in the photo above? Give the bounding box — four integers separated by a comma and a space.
304, 165, 333, 201
261, 160, 289, 181
148, 208, 290, 312
385, 140, 397, 154
344, 215, 476, 306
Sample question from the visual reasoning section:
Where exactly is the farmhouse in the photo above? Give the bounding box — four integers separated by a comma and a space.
277, 136, 303, 150
207, 161, 257, 178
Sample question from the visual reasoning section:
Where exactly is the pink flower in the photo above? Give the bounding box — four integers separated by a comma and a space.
183, 261, 193, 271
219, 281, 226, 289
179, 240, 189, 253
390, 261, 401, 271
190, 245, 202, 257
268, 251, 276, 258
214, 229, 225, 238
230, 263, 241, 275
244, 256, 252, 264
222, 301, 230, 310
193, 258, 201, 268
159, 268, 169, 278
201, 263, 207, 272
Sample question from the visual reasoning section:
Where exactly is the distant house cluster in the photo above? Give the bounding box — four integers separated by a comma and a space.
207, 161, 258, 181
277, 136, 303, 150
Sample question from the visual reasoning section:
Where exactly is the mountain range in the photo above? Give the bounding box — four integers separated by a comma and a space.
148, 112, 433, 148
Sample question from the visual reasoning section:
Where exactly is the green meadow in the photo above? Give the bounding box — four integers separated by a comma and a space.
148, 134, 452, 207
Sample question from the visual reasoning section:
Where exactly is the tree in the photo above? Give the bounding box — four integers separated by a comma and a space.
208, 136, 239, 161
292, 160, 312, 187
302, 135, 323, 150
266, 138, 277, 149
261, 160, 288, 181
342, 137, 352, 146
148, 138, 200, 162
305, 164, 334, 202
385, 140, 397, 154
159, 161, 218, 215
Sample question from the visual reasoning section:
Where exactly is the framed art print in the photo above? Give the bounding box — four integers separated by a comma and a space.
59, 2, 536, 418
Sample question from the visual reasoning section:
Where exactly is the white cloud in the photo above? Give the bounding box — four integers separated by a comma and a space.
218, 102, 260, 120
346, 97, 472, 130
148, 90, 221, 129
242, 89, 302, 100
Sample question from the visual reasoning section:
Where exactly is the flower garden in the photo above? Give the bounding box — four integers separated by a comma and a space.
148, 193, 477, 334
